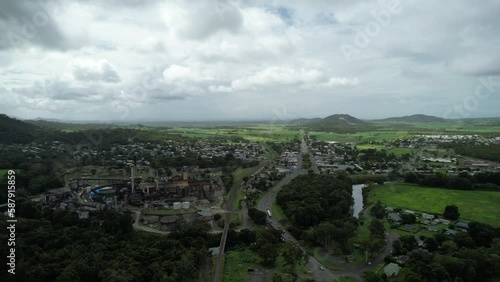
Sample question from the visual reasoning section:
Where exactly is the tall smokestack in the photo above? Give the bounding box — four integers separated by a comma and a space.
133, 156, 138, 176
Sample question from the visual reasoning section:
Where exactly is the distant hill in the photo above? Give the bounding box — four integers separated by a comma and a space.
377, 114, 445, 123
0, 114, 39, 144
304, 114, 375, 133
322, 114, 366, 124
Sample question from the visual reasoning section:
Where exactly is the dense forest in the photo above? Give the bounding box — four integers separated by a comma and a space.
276, 174, 353, 231
0, 114, 247, 147
276, 174, 359, 254
0, 199, 216, 282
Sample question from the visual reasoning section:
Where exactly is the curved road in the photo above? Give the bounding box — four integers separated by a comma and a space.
256, 132, 395, 281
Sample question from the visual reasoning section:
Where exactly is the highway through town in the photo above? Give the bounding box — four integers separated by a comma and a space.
255, 132, 395, 281
256, 132, 338, 281
256, 169, 341, 281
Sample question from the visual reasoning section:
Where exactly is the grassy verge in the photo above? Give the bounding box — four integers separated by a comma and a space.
222, 248, 261, 282
310, 247, 345, 271
262, 143, 279, 160
234, 188, 245, 211
271, 201, 288, 224
228, 164, 265, 225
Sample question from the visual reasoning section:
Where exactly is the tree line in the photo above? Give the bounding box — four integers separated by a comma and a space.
276, 174, 353, 231
0, 199, 216, 282
404, 171, 500, 191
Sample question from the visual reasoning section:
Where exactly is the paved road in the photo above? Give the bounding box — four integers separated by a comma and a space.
256, 133, 336, 281
300, 131, 319, 174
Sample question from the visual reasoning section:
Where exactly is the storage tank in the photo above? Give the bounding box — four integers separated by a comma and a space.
173, 202, 182, 210
182, 202, 190, 209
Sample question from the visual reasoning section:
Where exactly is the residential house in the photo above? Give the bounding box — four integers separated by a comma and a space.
388, 213, 402, 223
422, 213, 434, 220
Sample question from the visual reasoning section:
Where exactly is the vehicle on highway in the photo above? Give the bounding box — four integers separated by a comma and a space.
319, 266, 324, 270
267, 210, 272, 217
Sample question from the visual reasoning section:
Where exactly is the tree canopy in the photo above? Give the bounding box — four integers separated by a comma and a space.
276, 174, 353, 231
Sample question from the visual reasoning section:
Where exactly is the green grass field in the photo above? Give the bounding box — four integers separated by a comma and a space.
271, 201, 288, 225
356, 144, 386, 150
164, 124, 299, 143
230, 166, 261, 205
229, 165, 263, 224
222, 246, 309, 282
222, 248, 260, 282
0, 169, 9, 177
371, 183, 500, 226
311, 131, 409, 143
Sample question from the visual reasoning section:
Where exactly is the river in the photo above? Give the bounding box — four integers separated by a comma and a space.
352, 184, 367, 218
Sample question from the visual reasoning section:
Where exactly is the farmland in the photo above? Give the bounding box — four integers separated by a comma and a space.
370, 183, 500, 227
164, 125, 300, 143
310, 131, 408, 143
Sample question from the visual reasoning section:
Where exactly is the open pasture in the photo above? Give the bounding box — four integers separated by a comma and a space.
371, 183, 500, 227
310, 131, 408, 143
165, 124, 299, 142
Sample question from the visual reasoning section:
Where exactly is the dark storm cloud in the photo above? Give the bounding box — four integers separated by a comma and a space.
0, 0, 74, 50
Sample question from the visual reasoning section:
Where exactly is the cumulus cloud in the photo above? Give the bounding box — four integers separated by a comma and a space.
71, 59, 121, 83
208, 85, 234, 93
1, 0, 500, 120
134, 37, 165, 52
160, 1, 243, 40
324, 77, 360, 87
230, 66, 324, 90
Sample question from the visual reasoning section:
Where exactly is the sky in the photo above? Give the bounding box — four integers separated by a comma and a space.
0, 0, 499, 122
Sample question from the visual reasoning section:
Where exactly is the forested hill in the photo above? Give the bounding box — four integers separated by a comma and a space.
0, 113, 184, 147
301, 114, 375, 133
0, 114, 40, 144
